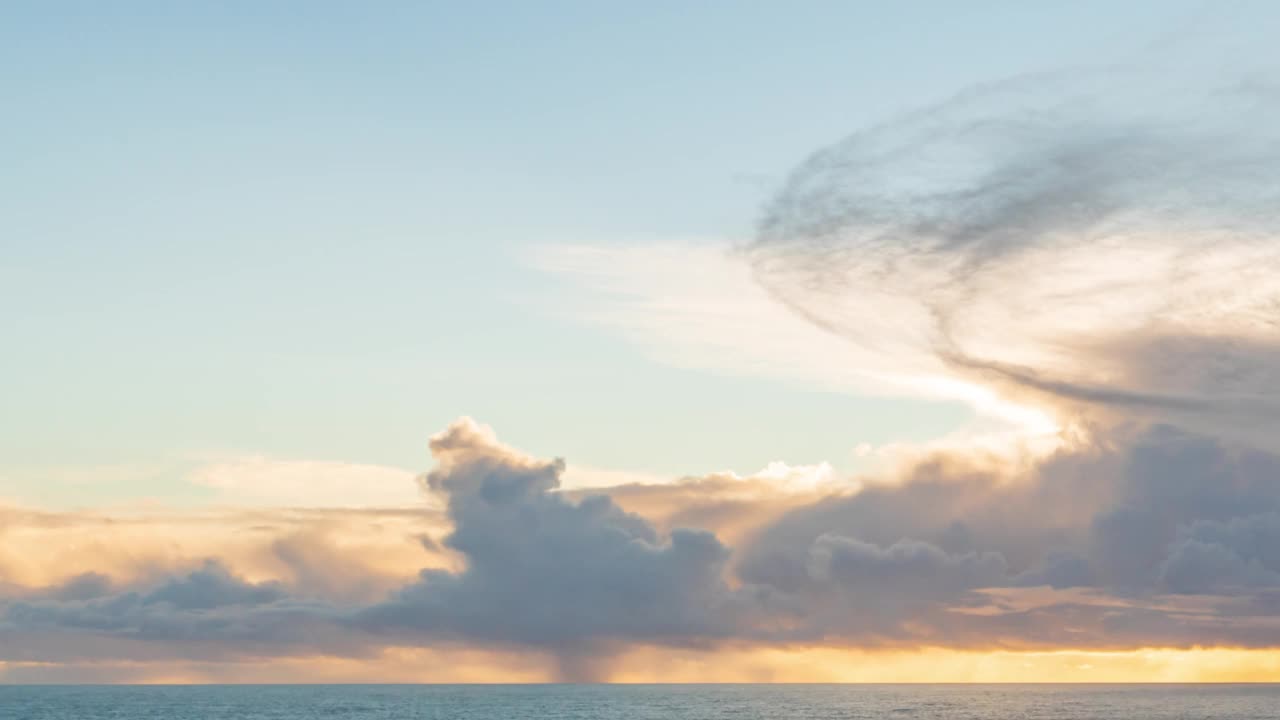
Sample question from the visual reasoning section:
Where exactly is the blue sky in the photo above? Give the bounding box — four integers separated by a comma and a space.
2, 1, 1206, 505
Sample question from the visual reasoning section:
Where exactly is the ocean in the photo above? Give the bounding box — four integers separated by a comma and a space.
2, 684, 1278, 719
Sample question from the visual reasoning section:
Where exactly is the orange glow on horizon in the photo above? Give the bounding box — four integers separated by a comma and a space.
6, 646, 1279, 684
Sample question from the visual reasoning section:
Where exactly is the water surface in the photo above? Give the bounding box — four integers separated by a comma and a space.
3, 683, 1277, 719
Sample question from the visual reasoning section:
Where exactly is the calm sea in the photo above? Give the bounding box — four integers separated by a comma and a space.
2, 684, 1278, 719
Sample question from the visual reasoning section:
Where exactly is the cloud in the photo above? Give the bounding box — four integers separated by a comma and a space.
8, 5, 1280, 685
568, 461, 849, 548
358, 419, 739, 679
809, 535, 1007, 597
12, 57, 1280, 671
1, 423, 748, 678
0, 504, 447, 600
140, 560, 287, 610
15, 52, 1280, 680
747, 66, 1280, 436
530, 243, 924, 396
187, 457, 423, 508
6, 418, 1280, 678
734, 424, 1280, 650
1159, 513, 1280, 594
0, 561, 357, 666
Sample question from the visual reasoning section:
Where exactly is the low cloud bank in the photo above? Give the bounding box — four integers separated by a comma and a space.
6, 418, 1280, 680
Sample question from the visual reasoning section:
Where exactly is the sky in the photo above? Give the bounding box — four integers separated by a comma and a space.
5, 0, 1280, 683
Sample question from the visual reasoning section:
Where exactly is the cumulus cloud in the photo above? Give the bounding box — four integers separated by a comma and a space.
810, 536, 1005, 593
574, 461, 846, 546
1159, 513, 1280, 594
359, 419, 739, 679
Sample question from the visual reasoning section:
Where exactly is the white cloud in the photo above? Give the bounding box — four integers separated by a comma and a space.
532, 242, 886, 393
558, 464, 673, 490
187, 457, 423, 508
531, 241, 1054, 437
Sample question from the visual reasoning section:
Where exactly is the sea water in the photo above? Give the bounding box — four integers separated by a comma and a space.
2, 683, 1277, 719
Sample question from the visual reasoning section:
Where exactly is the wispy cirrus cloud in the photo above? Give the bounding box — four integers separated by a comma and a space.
187, 457, 423, 508
749, 66, 1280, 438
532, 242, 1057, 444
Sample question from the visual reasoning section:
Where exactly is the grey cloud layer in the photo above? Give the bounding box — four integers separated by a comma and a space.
1, 561, 360, 665
737, 425, 1280, 648
7, 419, 1280, 679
